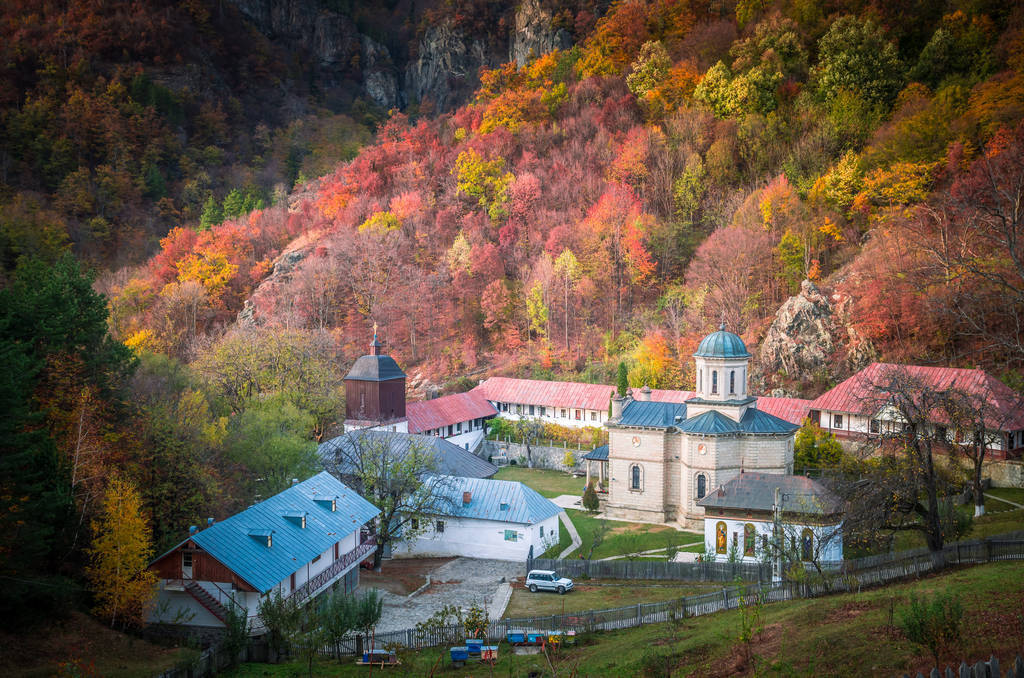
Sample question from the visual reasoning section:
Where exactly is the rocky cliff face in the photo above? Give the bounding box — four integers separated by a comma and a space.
759, 280, 876, 389
230, 0, 573, 114
510, 0, 572, 67
405, 21, 505, 112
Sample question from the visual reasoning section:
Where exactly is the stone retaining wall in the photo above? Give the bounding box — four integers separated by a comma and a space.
481, 440, 587, 472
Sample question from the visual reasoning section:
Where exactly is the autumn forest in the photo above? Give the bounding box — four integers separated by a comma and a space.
2, 0, 1024, 638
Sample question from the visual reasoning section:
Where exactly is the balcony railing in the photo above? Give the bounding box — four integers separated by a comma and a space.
287, 536, 376, 606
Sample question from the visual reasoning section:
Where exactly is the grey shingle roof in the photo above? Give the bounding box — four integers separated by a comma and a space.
424, 475, 562, 525
697, 472, 843, 514
318, 430, 497, 479
344, 354, 406, 381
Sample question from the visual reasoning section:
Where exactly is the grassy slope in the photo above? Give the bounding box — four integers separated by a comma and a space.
493, 467, 585, 498
503, 582, 721, 619
567, 509, 702, 560
222, 561, 1024, 677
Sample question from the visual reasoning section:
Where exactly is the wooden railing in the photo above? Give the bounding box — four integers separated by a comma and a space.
287, 536, 376, 606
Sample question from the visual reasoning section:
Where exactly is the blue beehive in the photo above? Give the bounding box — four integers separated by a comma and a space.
526, 631, 546, 644
507, 630, 526, 644
466, 638, 484, 655
450, 646, 469, 662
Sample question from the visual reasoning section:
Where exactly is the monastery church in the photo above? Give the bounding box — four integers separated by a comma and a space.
605, 324, 798, 529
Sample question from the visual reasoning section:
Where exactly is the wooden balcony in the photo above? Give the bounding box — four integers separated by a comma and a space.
287, 536, 376, 606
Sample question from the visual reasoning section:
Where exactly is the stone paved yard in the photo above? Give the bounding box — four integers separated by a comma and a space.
364, 557, 522, 633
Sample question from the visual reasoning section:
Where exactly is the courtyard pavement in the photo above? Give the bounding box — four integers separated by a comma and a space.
366, 557, 522, 633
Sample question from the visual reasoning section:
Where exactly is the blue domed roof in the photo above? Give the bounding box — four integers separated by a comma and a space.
694, 324, 750, 359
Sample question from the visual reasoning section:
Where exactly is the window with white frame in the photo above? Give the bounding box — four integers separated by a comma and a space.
833, 413, 843, 428
504, 529, 517, 542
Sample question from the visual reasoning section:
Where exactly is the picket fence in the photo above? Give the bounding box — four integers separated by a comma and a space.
321, 534, 1024, 654
903, 653, 1024, 678
153, 533, 1024, 676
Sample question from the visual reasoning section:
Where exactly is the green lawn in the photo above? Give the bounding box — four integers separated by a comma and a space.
221, 560, 1024, 677
985, 487, 1024, 511
493, 466, 585, 499
503, 582, 720, 618
567, 509, 702, 560
892, 502, 1024, 552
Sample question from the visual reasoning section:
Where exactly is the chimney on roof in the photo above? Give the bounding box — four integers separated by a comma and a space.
717, 486, 725, 497
639, 385, 651, 402
463, 491, 472, 506
207, 517, 214, 528
611, 395, 624, 420
291, 478, 300, 486
189, 525, 197, 535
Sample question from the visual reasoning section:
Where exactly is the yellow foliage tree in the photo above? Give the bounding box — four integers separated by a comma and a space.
86, 476, 157, 629
175, 250, 237, 298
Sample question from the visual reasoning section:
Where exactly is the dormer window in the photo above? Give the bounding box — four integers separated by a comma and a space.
313, 497, 338, 512
283, 512, 307, 528
499, 502, 509, 511
248, 529, 273, 547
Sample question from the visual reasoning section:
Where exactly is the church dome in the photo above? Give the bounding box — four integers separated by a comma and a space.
694, 324, 750, 358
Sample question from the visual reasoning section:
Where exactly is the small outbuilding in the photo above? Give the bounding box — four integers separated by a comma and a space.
697, 471, 843, 566
393, 475, 563, 561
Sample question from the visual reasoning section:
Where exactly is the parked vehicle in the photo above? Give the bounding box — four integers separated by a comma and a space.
525, 569, 574, 594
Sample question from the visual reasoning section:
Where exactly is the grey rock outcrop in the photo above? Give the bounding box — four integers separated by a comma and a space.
361, 36, 401, 110
405, 21, 499, 111
510, 0, 572, 66
760, 280, 875, 381
231, 0, 360, 69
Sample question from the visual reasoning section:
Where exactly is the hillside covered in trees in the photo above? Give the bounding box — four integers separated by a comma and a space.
106, 0, 1024, 390
3, 0, 1024, 640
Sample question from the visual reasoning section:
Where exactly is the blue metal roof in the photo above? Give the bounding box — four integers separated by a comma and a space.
583, 444, 608, 461
676, 410, 741, 434
618, 401, 686, 428
186, 472, 379, 593
676, 407, 799, 436
423, 475, 562, 525
740, 407, 799, 434
693, 324, 750, 358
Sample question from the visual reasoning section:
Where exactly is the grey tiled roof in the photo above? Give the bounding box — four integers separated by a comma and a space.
318, 431, 497, 479
697, 472, 843, 514
344, 354, 406, 381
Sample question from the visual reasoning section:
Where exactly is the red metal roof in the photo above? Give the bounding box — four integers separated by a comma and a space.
474, 378, 811, 426
405, 391, 497, 434
474, 377, 618, 411
809, 363, 1024, 430
754, 396, 813, 426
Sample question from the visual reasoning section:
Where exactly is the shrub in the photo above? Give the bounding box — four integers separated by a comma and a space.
563, 450, 576, 467
898, 593, 963, 665
582, 483, 600, 512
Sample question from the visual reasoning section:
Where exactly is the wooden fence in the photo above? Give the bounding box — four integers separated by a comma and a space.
162, 532, 1024, 675
336, 534, 1024, 654
902, 653, 1024, 678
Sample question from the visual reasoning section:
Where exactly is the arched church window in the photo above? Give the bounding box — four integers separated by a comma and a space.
711, 371, 718, 395
698, 369, 702, 392
729, 370, 735, 394
696, 474, 706, 499
801, 528, 814, 562
630, 464, 642, 491
744, 524, 756, 557
715, 521, 727, 554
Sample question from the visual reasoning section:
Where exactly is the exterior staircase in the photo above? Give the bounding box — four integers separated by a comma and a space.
185, 581, 229, 622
